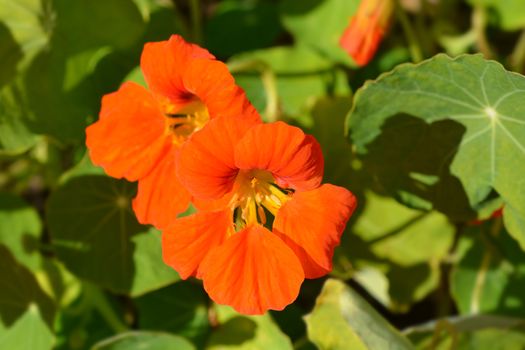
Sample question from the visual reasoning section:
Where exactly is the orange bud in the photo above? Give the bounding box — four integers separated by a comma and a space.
339, 0, 394, 66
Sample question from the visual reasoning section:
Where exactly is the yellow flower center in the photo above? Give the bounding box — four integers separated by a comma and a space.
231, 169, 291, 230
164, 99, 210, 146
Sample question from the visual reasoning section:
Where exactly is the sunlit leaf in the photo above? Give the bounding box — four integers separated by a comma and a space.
93, 331, 195, 350
305, 279, 414, 350
451, 221, 525, 317
347, 54, 525, 248
0, 192, 42, 271
230, 46, 349, 121
207, 305, 293, 350
469, 0, 525, 30
280, 0, 359, 66
406, 314, 525, 350
0, 245, 55, 349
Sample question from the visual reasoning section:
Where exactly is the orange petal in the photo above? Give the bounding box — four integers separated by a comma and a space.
234, 122, 324, 192
132, 146, 191, 230
177, 115, 260, 200
141, 35, 214, 104
200, 225, 304, 315
273, 184, 357, 278
182, 59, 260, 120
162, 209, 232, 279
85, 82, 170, 181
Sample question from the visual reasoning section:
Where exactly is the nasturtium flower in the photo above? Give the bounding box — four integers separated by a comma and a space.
339, 0, 394, 66
162, 116, 357, 314
85, 35, 259, 229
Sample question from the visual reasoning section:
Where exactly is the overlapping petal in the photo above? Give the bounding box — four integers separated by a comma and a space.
199, 225, 304, 315
132, 147, 192, 229
85, 82, 171, 181
273, 184, 357, 278
178, 115, 261, 200
234, 122, 324, 191
141, 35, 214, 105
162, 209, 232, 279
182, 59, 259, 119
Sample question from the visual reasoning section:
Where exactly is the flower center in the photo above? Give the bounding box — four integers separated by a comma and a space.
164, 99, 210, 146
231, 169, 291, 230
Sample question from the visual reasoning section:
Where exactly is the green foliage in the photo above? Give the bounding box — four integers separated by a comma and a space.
451, 221, 525, 317
0, 245, 55, 349
280, 0, 359, 66
347, 54, 525, 246
2, 1, 525, 349
47, 175, 179, 296
92, 331, 195, 350
305, 279, 414, 350
207, 305, 294, 350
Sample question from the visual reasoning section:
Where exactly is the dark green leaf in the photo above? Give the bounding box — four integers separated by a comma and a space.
47, 175, 179, 296
135, 281, 210, 348
204, 0, 282, 58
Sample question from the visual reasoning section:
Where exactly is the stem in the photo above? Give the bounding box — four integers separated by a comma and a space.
189, 0, 203, 44
472, 6, 493, 58
85, 283, 128, 333
394, 0, 423, 63
228, 60, 280, 122
510, 29, 525, 73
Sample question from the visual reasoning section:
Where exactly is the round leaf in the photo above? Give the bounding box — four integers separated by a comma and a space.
47, 175, 179, 296
347, 54, 525, 248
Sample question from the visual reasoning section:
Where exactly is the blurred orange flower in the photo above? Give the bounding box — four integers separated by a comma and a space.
162, 117, 357, 314
85, 35, 259, 230
340, 0, 394, 66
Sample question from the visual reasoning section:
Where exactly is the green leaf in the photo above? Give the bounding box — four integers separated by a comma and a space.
0, 304, 54, 350
346, 54, 525, 247
204, 0, 283, 58
135, 281, 210, 348
405, 314, 525, 350
305, 279, 414, 350
92, 331, 195, 350
0, 0, 51, 72
469, 0, 525, 30
0, 0, 146, 143
0, 192, 42, 271
207, 305, 293, 350
306, 96, 354, 187
47, 175, 179, 296
0, 83, 38, 154
334, 190, 455, 310
230, 46, 349, 121
279, 0, 359, 66
0, 0, 48, 154
0, 245, 55, 348
450, 220, 525, 317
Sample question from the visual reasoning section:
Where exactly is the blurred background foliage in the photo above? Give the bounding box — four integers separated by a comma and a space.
2, 0, 525, 349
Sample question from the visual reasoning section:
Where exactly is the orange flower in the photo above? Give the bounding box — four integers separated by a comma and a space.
162, 117, 357, 314
339, 0, 394, 66
85, 35, 259, 229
